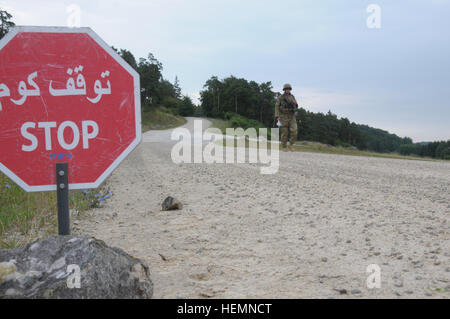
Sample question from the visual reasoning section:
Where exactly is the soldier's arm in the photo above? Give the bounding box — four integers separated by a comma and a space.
292, 94, 299, 109
292, 95, 299, 117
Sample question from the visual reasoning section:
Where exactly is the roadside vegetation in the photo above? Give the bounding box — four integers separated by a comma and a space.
142, 106, 187, 132
213, 134, 441, 162
207, 118, 231, 134
207, 114, 270, 138
0, 173, 111, 248
111, 49, 196, 132
207, 116, 262, 134
291, 141, 439, 161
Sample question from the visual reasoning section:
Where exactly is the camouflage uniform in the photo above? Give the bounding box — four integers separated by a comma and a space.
275, 91, 298, 148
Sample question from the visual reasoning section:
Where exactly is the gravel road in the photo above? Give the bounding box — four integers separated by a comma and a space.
75, 117, 449, 298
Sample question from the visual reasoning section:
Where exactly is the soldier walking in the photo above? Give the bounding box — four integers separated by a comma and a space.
275, 83, 298, 152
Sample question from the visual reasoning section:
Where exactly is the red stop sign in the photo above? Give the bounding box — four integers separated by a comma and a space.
0, 27, 141, 192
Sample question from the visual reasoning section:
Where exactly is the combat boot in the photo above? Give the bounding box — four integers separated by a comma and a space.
282, 146, 288, 152
288, 145, 294, 152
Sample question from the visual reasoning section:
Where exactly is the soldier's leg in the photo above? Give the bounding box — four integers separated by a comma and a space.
289, 115, 298, 147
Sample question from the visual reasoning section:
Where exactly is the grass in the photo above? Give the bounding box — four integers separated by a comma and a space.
0, 173, 109, 249
291, 141, 441, 162
206, 117, 231, 135
207, 117, 272, 138
211, 132, 442, 163
141, 106, 187, 132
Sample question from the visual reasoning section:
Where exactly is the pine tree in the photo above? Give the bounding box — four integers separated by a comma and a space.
0, 10, 15, 39
174, 76, 182, 99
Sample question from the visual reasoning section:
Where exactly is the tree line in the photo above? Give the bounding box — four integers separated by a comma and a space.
111, 48, 196, 116
398, 141, 450, 159
199, 75, 449, 159
200, 75, 276, 126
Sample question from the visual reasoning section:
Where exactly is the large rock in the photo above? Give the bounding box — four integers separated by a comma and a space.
0, 235, 153, 299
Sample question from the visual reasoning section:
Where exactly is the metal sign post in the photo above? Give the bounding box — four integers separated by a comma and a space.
56, 163, 70, 235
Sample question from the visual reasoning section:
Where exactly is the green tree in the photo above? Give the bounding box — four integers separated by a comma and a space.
200, 75, 276, 124
112, 47, 138, 71
398, 143, 421, 156
178, 96, 195, 116
0, 10, 15, 39
137, 53, 163, 108
119, 49, 138, 71
157, 79, 176, 101
200, 76, 222, 117
435, 141, 450, 159
173, 76, 182, 99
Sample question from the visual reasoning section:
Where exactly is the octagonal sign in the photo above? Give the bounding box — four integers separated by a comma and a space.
0, 26, 141, 192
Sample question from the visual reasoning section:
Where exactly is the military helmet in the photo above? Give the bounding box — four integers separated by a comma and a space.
283, 83, 292, 91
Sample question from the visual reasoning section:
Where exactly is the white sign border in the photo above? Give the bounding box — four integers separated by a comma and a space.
0, 26, 142, 192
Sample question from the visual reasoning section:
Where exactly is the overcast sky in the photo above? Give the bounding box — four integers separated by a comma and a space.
2, 0, 449, 141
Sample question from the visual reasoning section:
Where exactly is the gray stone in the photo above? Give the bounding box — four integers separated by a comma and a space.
0, 235, 153, 299
393, 280, 403, 288
351, 289, 362, 295
161, 196, 183, 211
